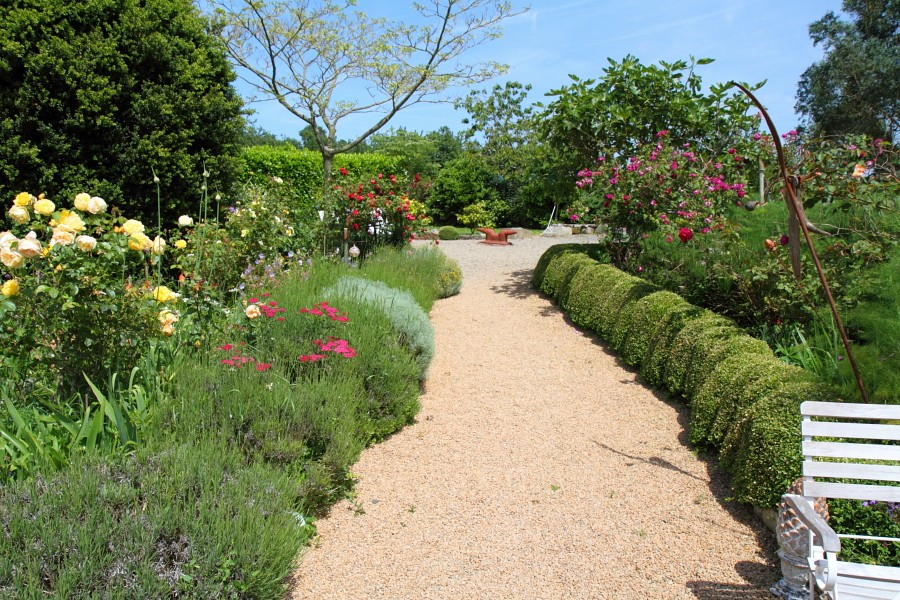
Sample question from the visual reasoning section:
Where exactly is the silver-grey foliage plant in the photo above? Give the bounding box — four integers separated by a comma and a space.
325, 276, 435, 378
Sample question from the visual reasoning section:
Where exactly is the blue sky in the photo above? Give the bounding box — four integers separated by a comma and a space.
238, 0, 845, 141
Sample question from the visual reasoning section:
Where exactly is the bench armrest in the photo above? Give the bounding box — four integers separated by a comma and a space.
783, 494, 841, 553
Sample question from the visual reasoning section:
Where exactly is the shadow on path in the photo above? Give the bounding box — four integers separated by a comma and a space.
488, 268, 535, 300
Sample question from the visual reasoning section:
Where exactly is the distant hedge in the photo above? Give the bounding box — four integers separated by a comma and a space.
241, 146, 403, 201
533, 244, 842, 509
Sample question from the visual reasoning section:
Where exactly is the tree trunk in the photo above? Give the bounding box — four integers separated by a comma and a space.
322, 151, 334, 188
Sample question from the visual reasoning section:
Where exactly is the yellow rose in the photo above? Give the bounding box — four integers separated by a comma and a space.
50, 227, 75, 247
151, 236, 166, 255
0, 248, 23, 269
73, 192, 91, 211
13, 192, 34, 207
1, 279, 19, 297
158, 309, 179, 326
122, 219, 145, 236
17, 232, 41, 258
86, 196, 107, 214
150, 285, 179, 303
58, 210, 86, 232
8, 205, 29, 224
75, 235, 97, 252
244, 304, 261, 319
33, 198, 55, 216
128, 232, 152, 252
174, 239, 187, 249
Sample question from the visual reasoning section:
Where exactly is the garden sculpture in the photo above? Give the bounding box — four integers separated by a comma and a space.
477, 227, 518, 245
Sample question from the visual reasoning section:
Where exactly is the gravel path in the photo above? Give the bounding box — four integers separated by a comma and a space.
289, 235, 778, 599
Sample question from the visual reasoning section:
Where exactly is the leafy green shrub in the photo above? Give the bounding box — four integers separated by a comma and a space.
662, 313, 739, 399
531, 243, 608, 290
597, 278, 660, 348
0, 0, 245, 224
720, 379, 841, 508
682, 335, 772, 401
639, 303, 707, 387
564, 263, 628, 333
456, 201, 496, 232
436, 255, 463, 298
428, 153, 502, 225
325, 276, 435, 378
690, 354, 805, 448
829, 499, 900, 566
616, 291, 690, 367
438, 225, 460, 240
718, 396, 803, 508
538, 252, 598, 303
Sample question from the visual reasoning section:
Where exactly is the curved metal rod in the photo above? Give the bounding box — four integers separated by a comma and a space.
728, 81, 868, 403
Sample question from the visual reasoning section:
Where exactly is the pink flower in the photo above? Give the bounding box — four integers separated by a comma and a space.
256, 362, 272, 372
218, 343, 234, 351
678, 227, 693, 243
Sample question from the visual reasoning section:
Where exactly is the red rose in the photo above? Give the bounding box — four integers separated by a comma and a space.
678, 227, 693, 243
339, 167, 349, 176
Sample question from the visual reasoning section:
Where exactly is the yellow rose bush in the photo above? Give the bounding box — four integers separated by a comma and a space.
0, 191, 177, 398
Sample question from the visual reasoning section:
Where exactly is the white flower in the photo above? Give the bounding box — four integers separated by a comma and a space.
0, 231, 17, 250
17, 231, 41, 258
8, 205, 29, 224
86, 196, 107, 214
151, 235, 166, 255
177, 215, 194, 227
76, 235, 97, 252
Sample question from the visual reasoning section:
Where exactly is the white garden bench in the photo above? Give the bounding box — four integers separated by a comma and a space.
782, 401, 900, 600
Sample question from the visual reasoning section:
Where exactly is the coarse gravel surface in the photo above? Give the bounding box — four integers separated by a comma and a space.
289, 234, 778, 600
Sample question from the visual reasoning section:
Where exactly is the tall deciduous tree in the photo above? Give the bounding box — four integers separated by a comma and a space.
0, 0, 245, 222
796, 0, 900, 141
539, 55, 762, 165
212, 0, 525, 183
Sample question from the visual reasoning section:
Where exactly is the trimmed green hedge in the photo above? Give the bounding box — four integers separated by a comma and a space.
241, 146, 403, 211
532, 243, 609, 291
533, 245, 844, 510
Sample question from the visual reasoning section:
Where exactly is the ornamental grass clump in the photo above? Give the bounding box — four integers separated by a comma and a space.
355, 245, 448, 311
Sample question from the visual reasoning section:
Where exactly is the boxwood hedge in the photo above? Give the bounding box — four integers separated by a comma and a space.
533, 245, 844, 511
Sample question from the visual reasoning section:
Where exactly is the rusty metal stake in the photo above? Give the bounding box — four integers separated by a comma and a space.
729, 82, 868, 403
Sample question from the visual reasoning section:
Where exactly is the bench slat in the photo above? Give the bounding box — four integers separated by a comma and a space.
803, 440, 900, 462
803, 420, 900, 441
802, 401, 900, 420
804, 481, 900, 502
804, 460, 900, 483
